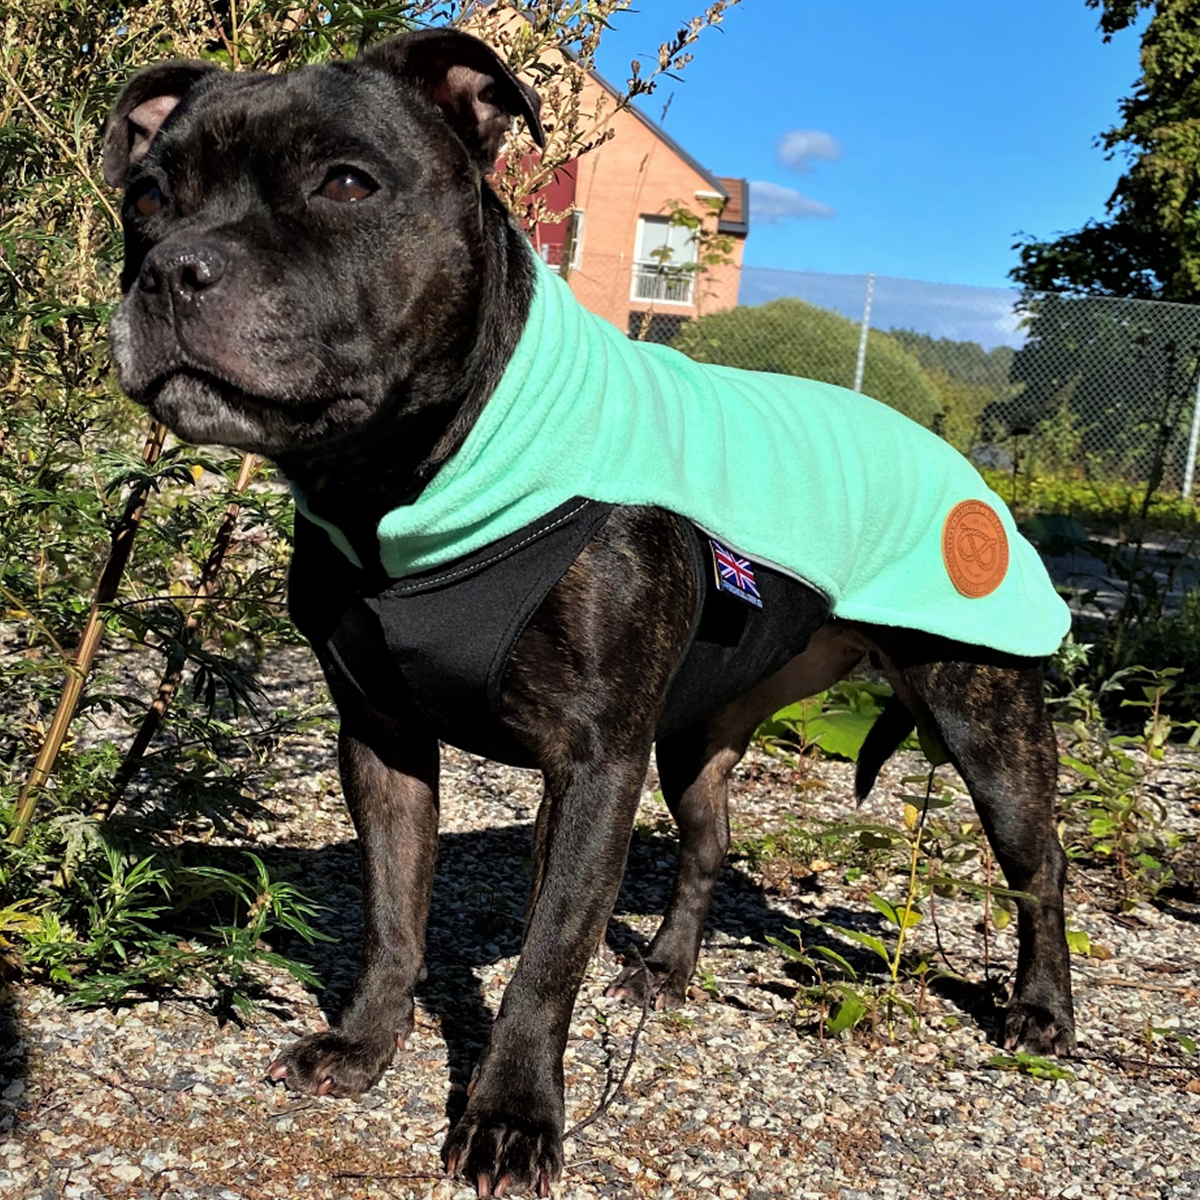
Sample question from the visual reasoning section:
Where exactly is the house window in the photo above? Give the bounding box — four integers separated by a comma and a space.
563, 208, 584, 271
632, 215, 697, 305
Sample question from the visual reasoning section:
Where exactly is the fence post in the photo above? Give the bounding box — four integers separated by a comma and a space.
1183, 368, 1200, 498
853, 272, 875, 393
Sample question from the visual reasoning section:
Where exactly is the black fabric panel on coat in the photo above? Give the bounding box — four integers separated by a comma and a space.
294, 499, 830, 769
656, 523, 831, 739
315, 498, 614, 766
367, 497, 615, 764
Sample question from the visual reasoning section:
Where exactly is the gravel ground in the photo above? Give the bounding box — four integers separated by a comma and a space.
3, 649, 1200, 1200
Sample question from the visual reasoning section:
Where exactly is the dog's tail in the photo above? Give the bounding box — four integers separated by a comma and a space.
854, 695, 915, 805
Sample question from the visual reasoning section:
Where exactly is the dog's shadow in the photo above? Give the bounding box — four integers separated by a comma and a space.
260, 820, 1005, 1128
261, 820, 800, 1123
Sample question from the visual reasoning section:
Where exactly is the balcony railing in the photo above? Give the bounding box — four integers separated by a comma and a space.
631, 262, 695, 305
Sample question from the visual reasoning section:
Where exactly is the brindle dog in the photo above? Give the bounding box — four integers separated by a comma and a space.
103, 29, 1074, 1197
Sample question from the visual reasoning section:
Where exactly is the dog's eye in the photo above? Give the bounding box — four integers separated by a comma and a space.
134, 185, 163, 218
319, 170, 375, 203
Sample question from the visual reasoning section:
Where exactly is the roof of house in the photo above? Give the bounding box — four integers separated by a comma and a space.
716, 176, 749, 235
587, 67, 750, 237
585, 62, 729, 197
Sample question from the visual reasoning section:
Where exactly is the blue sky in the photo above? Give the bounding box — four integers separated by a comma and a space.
594, 1, 1146, 302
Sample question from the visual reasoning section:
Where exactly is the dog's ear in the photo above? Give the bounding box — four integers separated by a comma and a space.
362, 29, 545, 169
103, 60, 221, 187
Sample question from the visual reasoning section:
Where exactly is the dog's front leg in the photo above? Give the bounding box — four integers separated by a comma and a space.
443, 506, 695, 1197
443, 752, 651, 1196
269, 702, 440, 1096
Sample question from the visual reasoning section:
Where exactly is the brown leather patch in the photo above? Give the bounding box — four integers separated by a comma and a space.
942, 500, 1009, 598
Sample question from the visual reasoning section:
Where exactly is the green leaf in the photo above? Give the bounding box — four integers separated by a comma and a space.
810, 945, 858, 980
825, 989, 868, 1035
869, 893, 922, 929
765, 934, 811, 965
805, 709, 880, 762
917, 727, 949, 767
824, 924, 891, 965
1060, 755, 1100, 782
858, 830, 900, 851
1065, 929, 1092, 956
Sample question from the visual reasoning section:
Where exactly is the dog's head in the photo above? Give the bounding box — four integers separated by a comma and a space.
104, 30, 543, 457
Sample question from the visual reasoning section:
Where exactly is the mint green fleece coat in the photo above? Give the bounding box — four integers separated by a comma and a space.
298, 249, 1070, 657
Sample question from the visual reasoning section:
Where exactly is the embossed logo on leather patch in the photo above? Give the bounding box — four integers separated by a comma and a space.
942, 500, 1009, 598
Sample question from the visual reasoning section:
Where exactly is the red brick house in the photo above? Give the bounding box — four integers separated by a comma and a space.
525, 71, 749, 336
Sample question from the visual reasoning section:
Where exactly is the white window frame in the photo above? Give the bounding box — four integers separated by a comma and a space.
631, 215, 698, 305
538, 208, 585, 274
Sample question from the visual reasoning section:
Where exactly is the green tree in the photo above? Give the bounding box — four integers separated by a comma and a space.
1011, 0, 1200, 302
671, 299, 943, 428
887, 329, 1017, 450
989, 292, 1200, 484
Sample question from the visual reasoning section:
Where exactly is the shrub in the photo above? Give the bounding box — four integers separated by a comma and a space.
671, 298, 943, 428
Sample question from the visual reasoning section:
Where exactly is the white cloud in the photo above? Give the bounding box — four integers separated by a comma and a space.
776, 129, 843, 173
749, 180, 835, 225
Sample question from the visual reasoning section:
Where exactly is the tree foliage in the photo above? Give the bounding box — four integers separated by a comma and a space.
1011, 0, 1200, 302
886, 330, 1017, 451
671, 299, 944, 430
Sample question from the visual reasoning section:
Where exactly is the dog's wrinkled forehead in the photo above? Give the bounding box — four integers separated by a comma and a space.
105, 30, 544, 202
136, 67, 435, 208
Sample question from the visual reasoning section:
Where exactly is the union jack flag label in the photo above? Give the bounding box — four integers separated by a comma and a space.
710, 539, 763, 608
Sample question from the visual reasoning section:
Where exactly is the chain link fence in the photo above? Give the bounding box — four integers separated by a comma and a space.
624, 265, 1200, 498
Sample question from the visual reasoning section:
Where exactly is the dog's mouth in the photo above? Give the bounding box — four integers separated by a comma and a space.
139, 365, 374, 455
110, 293, 379, 454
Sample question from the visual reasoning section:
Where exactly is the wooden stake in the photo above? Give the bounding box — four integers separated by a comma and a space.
99, 453, 258, 821
9, 422, 167, 846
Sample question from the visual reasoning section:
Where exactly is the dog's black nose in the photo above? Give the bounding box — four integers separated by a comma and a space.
139, 244, 229, 299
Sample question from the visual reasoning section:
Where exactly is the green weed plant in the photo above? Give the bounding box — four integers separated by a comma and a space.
755, 652, 1196, 1047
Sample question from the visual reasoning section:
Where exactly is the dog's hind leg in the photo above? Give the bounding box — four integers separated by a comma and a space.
873, 632, 1075, 1055
607, 624, 867, 1010
604, 722, 745, 1009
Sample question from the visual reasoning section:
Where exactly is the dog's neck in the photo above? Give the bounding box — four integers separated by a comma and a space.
276, 193, 534, 569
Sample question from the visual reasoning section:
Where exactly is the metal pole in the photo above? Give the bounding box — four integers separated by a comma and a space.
1183, 367, 1200, 497
853, 272, 875, 393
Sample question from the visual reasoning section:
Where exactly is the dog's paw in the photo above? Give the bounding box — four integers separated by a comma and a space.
604, 960, 688, 1010
443, 1100, 562, 1197
266, 1029, 399, 1097
1002, 1001, 1076, 1056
